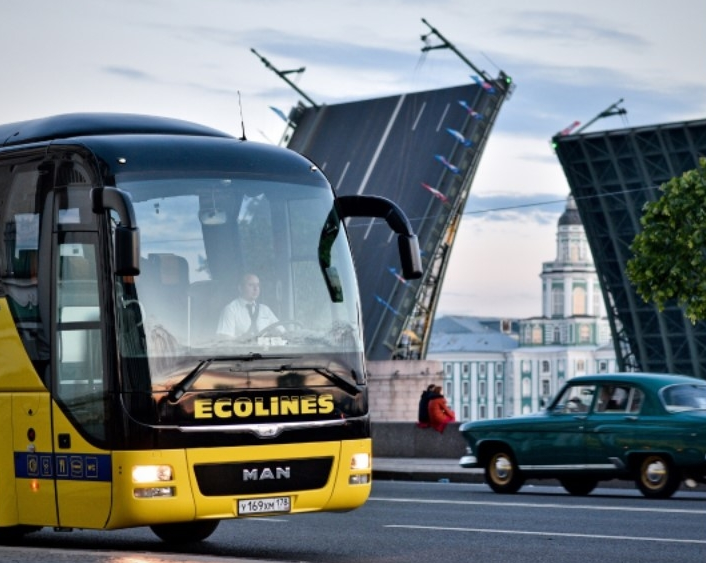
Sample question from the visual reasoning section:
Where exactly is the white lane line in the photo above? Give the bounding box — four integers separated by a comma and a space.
369, 497, 706, 515
385, 524, 706, 545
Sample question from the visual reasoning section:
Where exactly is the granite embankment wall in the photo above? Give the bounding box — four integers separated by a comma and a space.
366, 360, 466, 459
371, 421, 466, 459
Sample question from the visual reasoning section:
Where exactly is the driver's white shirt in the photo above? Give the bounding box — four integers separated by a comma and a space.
216, 298, 279, 338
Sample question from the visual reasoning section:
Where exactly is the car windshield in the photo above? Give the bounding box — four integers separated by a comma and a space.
660, 383, 706, 412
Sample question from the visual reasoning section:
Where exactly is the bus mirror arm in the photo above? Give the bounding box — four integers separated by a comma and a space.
336, 195, 423, 280
92, 187, 141, 276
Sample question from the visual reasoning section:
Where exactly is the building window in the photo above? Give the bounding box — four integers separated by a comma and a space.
553, 326, 561, 343
573, 286, 586, 315
579, 324, 591, 343
560, 237, 569, 261
541, 378, 551, 397
479, 380, 486, 398
598, 360, 608, 373
495, 404, 503, 419
479, 404, 487, 419
495, 380, 503, 398
532, 326, 543, 344
576, 359, 585, 373
552, 288, 564, 317
479, 363, 486, 375
541, 360, 550, 374
445, 381, 452, 397
496, 362, 503, 375
445, 363, 452, 374
462, 405, 469, 420
462, 380, 469, 398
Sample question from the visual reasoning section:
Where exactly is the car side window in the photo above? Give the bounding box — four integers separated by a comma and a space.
554, 384, 595, 414
594, 384, 644, 414
626, 388, 644, 413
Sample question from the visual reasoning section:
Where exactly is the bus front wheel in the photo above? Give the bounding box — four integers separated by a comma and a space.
150, 519, 220, 543
0, 525, 42, 544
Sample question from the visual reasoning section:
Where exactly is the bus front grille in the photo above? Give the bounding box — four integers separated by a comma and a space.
194, 457, 334, 496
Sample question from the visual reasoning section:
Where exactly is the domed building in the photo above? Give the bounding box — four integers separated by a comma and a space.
512, 196, 616, 415
428, 196, 618, 421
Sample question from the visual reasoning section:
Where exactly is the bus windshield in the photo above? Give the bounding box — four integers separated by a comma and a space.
114, 175, 364, 419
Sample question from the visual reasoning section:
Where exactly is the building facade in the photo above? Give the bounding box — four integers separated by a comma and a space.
428, 196, 618, 420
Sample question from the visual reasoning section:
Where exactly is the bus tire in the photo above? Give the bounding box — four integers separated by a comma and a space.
0, 525, 42, 544
150, 519, 220, 543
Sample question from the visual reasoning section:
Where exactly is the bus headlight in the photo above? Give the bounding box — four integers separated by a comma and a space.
132, 465, 175, 498
132, 464, 173, 483
134, 486, 175, 498
349, 453, 371, 485
350, 453, 370, 470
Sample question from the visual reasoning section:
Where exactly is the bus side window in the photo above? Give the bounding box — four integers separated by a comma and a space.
56, 243, 105, 438
0, 161, 50, 377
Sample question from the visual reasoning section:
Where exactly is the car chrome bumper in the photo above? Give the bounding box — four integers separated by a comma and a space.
459, 455, 478, 468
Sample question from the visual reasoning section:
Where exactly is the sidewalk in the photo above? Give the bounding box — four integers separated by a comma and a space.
372, 457, 483, 484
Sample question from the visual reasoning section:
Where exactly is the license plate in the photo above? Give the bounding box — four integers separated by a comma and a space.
238, 496, 291, 515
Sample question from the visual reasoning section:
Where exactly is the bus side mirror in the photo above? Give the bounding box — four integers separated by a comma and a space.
337, 194, 423, 280
398, 234, 422, 281
91, 187, 141, 276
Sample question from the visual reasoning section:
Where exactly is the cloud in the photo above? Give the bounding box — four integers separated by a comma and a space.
464, 193, 565, 224
489, 60, 706, 139
503, 11, 649, 47
102, 66, 157, 82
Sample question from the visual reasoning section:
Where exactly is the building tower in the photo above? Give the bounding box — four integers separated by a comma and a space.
514, 196, 614, 414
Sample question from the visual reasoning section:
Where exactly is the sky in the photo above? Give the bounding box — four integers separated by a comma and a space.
2, 0, 705, 319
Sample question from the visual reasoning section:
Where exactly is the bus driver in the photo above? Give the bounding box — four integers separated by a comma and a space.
216, 273, 280, 339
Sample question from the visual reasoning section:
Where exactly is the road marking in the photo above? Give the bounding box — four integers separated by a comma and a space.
369, 497, 706, 515
385, 524, 706, 545
0, 545, 261, 562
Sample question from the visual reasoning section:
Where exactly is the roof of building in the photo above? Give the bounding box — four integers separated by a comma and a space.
429, 316, 519, 353
558, 196, 582, 226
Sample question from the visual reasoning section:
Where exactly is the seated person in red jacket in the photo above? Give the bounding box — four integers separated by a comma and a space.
427, 385, 456, 433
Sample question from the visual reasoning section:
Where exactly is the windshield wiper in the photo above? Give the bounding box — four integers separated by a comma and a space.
276, 364, 361, 396
167, 353, 295, 403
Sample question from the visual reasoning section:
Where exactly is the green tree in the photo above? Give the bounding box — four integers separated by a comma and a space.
627, 157, 706, 322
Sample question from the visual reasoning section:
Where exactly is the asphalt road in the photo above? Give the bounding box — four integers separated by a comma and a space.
4, 480, 706, 563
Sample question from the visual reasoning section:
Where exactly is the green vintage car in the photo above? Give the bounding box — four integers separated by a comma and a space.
459, 373, 706, 498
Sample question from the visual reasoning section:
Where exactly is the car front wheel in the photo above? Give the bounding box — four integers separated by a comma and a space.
485, 449, 524, 494
560, 477, 598, 496
636, 454, 680, 499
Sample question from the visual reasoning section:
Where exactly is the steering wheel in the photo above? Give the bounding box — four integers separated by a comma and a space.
256, 320, 304, 338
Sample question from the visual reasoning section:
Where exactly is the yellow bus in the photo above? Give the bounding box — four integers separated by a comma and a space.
0, 113, 421, 543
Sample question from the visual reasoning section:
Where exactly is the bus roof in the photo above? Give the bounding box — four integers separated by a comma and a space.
0, 113, 233, 148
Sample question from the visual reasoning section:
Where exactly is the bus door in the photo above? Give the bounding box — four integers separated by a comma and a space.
50, 185, 113, 529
